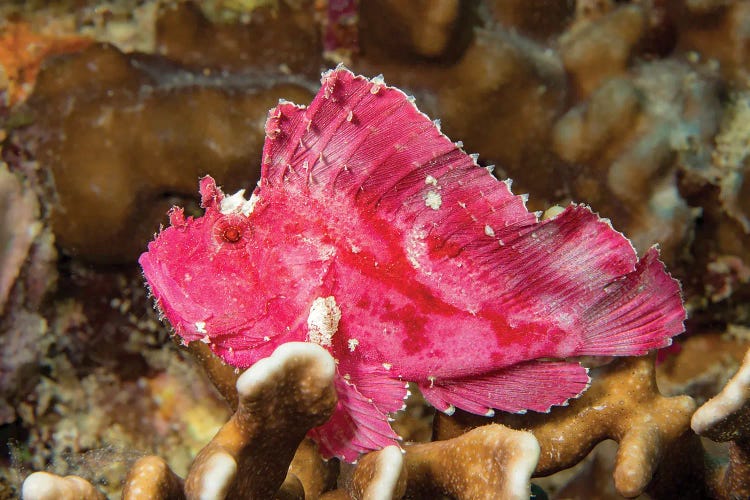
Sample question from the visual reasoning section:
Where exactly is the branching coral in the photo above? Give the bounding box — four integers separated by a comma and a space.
19, 341, 540, 500
22, 342, 337, 500
692, 347, 750, 499
400, 425, 539, 500
7, 0, 750, 498
435, 355, 696, 498
22, 472, 105, 500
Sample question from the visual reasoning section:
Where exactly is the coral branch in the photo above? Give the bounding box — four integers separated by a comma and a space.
404, 424, 539, 500
22, 472, 104, 500
121, 456, 184, 500
436, 355, 696, 497
184, 342, 337, 498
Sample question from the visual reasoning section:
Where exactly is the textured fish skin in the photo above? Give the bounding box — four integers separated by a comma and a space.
139, 67, 686, 462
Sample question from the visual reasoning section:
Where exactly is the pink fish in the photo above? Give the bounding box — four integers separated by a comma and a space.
139, 67, 685, 462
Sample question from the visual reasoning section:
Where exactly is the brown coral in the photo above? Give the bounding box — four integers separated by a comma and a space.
21, 341, 337, 499
559, 4, 646, 98
693, 347, 750, 441
359, 0, 469, 61
689, 346, 750, 500
7, 0, 750, 498
22, 43, 313, 263
22, 472, 105, 500
435, 355, 697, 498
401, 424, 539, 500
155, 1, 323, 76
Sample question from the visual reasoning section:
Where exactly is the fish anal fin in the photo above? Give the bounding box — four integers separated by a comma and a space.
418, 361, 590, 415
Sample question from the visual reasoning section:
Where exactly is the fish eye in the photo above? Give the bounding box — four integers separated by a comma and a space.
213, 214, 251, 248
222, 225, 242, 243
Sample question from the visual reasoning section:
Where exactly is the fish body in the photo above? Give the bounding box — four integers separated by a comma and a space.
140, 68, 686, 461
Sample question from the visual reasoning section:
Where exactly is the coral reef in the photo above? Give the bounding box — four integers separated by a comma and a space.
435, 355, 698, 497
21, 344, 541, 500
21, 42, 314, 263
3, 0, 750, 498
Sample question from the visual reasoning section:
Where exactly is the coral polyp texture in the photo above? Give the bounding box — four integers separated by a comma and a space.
140, 67, 685, 462
6, 0, 750, 498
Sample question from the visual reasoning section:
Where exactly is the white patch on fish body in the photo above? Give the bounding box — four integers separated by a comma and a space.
220, 189, 257, 216
307, 296, 342, 347
424, 190, 442, 210
348, 338, 359, 351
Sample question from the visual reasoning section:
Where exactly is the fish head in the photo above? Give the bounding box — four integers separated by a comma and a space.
139, 176, 269, 352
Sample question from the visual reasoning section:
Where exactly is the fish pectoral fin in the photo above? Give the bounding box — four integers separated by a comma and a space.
346, 364, 409, 415
418, 360, 590, 415
308, 373, 401, 463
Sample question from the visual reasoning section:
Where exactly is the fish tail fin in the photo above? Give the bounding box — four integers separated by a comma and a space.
575, 246, 685, 357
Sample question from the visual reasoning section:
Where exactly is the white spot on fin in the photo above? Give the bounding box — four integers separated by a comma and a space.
424, 190, 442, 210
348, 338, 359, 351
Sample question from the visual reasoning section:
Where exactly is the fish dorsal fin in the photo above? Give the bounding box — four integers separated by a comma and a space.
261, 67, 536, 235
260, 68, 684, 362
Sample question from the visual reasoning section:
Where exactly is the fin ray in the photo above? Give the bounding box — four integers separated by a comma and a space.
419, 360, 590, 414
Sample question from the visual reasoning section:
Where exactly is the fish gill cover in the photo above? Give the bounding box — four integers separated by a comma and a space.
138, 66, 686, 462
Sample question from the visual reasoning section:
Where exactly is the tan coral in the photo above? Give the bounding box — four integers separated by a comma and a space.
403, 424, 539, 500
435, 355, 696, 498
21, 342, 337, 499
551, 58, 719, 264
437, 25, 567, 202
183, 342, 336, 498
121, 455, 184, 499
186, 339, 341, 498
691, 347, 750, 499
344, 445, 407, 499
323, 424, 539, 500
692, 347, 750, 441
559, 4, 645, 98
21, 472, 105, 500
23, 42, 313, 263
712, 91, 750, 235
289, 438, 339, 500
656, 329, 750, 403
359, 0, 467, 60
